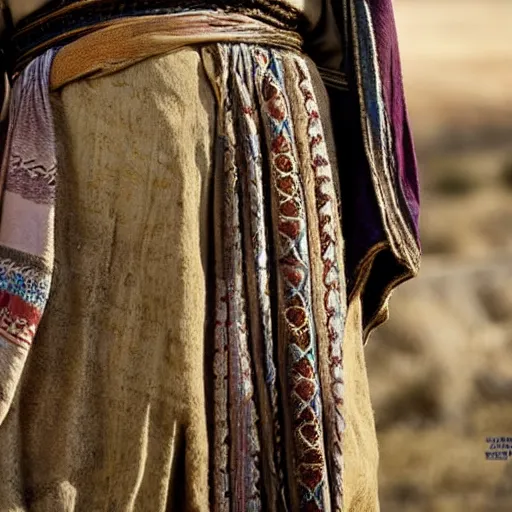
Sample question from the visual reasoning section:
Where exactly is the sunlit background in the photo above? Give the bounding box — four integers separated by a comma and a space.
366, 1, 512, 510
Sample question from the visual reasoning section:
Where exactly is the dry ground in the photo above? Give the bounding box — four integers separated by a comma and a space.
366, 2, 512, 511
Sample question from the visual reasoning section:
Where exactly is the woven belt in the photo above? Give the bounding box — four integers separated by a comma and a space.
6, 0, 308, 77
47, 10, 306, 90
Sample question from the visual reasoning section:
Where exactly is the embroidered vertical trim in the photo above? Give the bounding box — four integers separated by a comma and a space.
223, 73, 262, 512
213, 276, 230, 512
254, 47, 329, 512
231, 43, 287, 511
195, 40, 354, 512
211, 43, 262, 512
293, 55, 348, 512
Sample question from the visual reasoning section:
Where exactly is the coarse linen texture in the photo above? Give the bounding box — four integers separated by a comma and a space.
0, 45, 379, 511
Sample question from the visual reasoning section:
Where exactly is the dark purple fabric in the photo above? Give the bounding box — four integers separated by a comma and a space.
368, 0, 420, 241
326, 0, 420, 333
327, 86, 385, 292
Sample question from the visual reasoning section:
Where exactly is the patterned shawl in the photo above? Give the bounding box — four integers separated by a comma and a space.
0, 49, 56, 425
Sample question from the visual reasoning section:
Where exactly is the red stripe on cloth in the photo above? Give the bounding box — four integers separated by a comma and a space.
0, 291, 41, 345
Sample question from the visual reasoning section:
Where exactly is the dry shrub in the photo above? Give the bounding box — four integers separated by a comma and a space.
431, 166, 479, 196
499, 157, 512, 189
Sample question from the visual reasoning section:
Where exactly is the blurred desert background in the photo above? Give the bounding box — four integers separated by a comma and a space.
366, 1, 512, 510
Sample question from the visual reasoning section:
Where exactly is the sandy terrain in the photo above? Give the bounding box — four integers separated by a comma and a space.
367, 2, 512, 511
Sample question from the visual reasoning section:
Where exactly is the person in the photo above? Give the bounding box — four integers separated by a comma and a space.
0, 0, 420, 511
